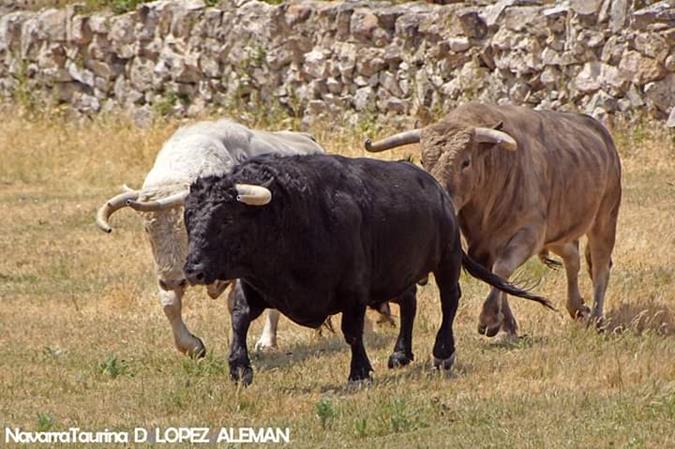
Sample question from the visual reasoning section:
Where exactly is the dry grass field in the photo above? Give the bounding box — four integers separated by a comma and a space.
0, 106, 673, 449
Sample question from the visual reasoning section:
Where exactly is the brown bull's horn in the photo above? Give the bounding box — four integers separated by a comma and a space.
235, 184, 272, 206
364, 129, 421, 152
126, 190, 189, 212
95, 189, 140, 233
474, 128, 518, 151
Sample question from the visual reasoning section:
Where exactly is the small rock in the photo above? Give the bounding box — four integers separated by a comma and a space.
53, 81, 83, 102
509, 81, 530, 103
303, 49, 327, 79
356, 48, 385, 78
448, 37, 470, 52
609, 0, 628, 32
187, 97, 206, 116
634, 32, 669, 62
667, 108, 675, 128
624, 84, 645, 109
69, 15, 92, 45
380, 71, 402, 97
503, 6, 547, 36
575, 61, 626, 93
88, 15, 110, 34
285, 3, 312, 27
632, 1, 675, 31
326, 77, 341, 94
584, 90, 617, 114
132, 104, 154, 128
590, 107, 609, 125
569, 0, 603, 16
306, 99, 327, 116
351, 9, 380, 42
644, 74, 675, 112
129, 57, 154, 91
457, 9, 487, 39
73, 91, 101, 113
382, 97, 408, 114
353, 86, 374, 111
199, 54, 220, 78
665, 53, 675, 71
540, 66, 560, 87
66, 62, 95, 87
601, 35, 625, 65
619, 50, 666, 85
37, 8, 68, 42
578, 29, 606, 48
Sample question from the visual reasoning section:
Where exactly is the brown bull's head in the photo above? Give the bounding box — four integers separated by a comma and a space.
365, 121, 516, 212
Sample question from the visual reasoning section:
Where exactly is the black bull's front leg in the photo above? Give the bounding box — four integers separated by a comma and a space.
388, 285, 417, 368
341, 303, 373, 383
228, 282, 264, 386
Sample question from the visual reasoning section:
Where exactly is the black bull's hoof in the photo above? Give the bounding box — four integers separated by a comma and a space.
230, 365, 254, 386
433, 353, 455, 371
348, 366, 373, 384
388, 351, 414, 369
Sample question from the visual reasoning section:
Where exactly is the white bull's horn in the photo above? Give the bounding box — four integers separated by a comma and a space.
126, 190, 189, 212
235, 184, 272, 206
364, 129, 421, 152
474, 127, 518, 151
95, 189, 140, 233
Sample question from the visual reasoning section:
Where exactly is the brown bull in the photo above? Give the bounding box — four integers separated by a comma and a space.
365, 103, 622, 337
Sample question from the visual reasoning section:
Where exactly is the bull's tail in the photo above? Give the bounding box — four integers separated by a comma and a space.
461, 250, 556, 311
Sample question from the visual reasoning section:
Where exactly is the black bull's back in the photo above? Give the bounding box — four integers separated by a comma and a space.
279, 156, 457, 307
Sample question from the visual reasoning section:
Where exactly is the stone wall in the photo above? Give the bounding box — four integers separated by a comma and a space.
0, 0, 674, 127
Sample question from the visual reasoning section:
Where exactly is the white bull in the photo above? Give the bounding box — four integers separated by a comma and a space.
95, 119, 325, 356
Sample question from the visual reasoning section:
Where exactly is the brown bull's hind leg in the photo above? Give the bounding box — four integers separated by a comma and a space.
585, 244, 593, 282
478, 226, 542, 338
550, 241, 591, 320
586, 206, 619, 327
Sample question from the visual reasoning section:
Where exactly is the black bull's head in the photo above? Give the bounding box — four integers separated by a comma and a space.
183, 178, 272, 285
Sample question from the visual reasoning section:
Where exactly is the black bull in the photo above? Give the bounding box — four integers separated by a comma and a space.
183, 154, 554, 385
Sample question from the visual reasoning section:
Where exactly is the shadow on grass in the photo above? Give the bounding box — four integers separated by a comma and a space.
482, 334, 549, 350
604, 302, 674, 336
252, 326, 395, 372
309, 358, 472, 395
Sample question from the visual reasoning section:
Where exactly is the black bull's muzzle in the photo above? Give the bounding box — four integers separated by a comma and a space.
184, 260, 213, 286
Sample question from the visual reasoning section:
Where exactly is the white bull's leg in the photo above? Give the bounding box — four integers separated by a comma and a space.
159, 284, 206, 357
255, 309, 280, 351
